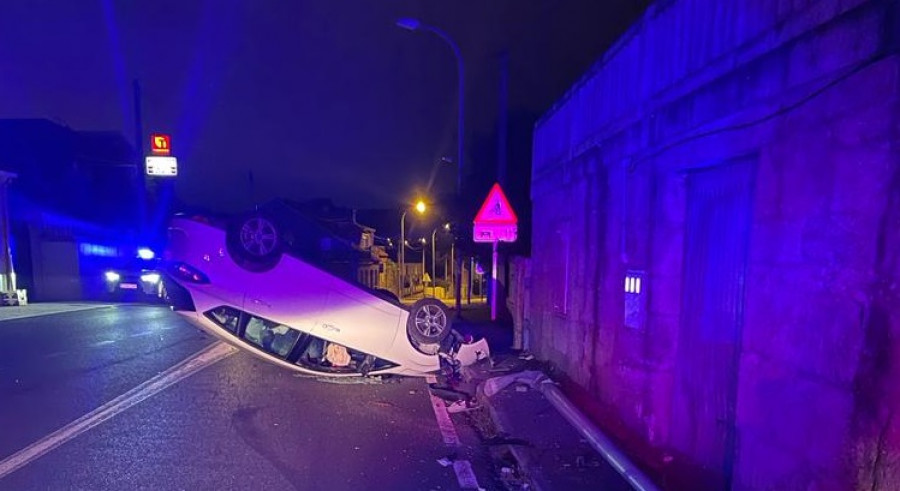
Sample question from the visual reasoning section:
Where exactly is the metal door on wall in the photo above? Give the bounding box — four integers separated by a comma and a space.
673, 158, 755, 489
37, 240, 81, 301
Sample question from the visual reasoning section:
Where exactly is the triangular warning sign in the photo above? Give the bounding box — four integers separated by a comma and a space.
474, 183, 518, 225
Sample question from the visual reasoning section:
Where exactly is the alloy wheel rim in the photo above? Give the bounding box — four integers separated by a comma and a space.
415, 304, 446, 337
240, 218, 278, 256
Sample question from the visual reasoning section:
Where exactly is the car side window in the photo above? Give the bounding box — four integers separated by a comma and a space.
295, 335, 390, 375
243, 315, 301, 358
206, 306, 243, 334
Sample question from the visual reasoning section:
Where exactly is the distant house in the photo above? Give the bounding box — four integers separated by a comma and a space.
0, 119, 142, 301
260, 199, 397, 292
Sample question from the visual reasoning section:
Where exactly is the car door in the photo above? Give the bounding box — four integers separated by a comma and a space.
313, 281, 404, 359
240, 253, 329, 334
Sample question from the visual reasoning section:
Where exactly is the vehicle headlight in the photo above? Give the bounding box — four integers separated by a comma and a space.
104, 271, 121, 282
141, 273, 161, 284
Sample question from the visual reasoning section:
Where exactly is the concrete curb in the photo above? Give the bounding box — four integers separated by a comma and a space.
475, 364, 659, 491
539, 383, 660, 491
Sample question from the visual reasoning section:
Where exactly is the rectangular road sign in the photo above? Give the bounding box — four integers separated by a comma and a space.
145, 156, 178, 177
473, 223, 517, 243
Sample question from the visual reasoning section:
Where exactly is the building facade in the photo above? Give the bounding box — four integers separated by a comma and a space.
0, 119, 143, 301
526, 0, 900, 489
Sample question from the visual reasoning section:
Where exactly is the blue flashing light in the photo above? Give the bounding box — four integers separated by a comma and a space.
80, 243, 118, 257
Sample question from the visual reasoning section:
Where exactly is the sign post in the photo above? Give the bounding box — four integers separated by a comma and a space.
473, 183, 518, 321
143, 133, 176, 253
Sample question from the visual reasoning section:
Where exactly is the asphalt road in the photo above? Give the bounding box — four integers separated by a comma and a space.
0, 305, 498, 490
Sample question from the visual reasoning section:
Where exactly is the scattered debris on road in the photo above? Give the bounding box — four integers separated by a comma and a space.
483, 371, 552, 398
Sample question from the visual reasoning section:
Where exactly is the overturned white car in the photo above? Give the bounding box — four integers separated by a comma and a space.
163, 213, 459, 377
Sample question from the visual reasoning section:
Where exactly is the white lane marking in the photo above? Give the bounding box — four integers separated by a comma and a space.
426, 375, 460, 446
90, 340, 117, 347
425, 376, 482, 490
0, 342, 237, 480
129, 331, 157, 338
453, 460, 481, 489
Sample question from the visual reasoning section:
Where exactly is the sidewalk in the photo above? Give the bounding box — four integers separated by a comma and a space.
447, 304, 640, 491
400, 293, 488, 307
0, 303, 110, 323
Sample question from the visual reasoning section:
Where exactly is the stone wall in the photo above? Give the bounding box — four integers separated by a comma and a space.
528, 0, 900, 488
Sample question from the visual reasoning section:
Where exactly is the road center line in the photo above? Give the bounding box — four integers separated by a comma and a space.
0, 341, 237, 480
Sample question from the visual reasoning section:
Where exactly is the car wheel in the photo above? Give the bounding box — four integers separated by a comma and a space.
226, 213, 283, 272
407, 298, 453, 348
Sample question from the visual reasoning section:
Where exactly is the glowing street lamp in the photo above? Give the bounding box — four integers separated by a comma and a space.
399, 200, 427, 298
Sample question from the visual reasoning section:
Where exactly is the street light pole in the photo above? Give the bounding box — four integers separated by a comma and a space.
450, 242, 455, 291
430, 228, 437, 296
430, 222, 450, 299
420, 238, 426, 296
399, 200, 427, 299
396, 18, 465, 316
396, 19, 464, 194
399, 210, 407, 298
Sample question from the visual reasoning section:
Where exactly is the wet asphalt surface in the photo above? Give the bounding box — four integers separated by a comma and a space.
0, 305, 498, 490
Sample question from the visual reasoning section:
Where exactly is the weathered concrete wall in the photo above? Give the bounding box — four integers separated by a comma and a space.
529, 0, 900, 488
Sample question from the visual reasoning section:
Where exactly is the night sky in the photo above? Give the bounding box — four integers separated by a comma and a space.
0, 1, 648, 213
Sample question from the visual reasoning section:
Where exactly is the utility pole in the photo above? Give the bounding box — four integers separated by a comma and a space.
497, 51, 508, 188
133, 79, 147, 237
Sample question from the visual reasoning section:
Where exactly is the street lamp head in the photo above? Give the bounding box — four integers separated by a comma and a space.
443, 222, 451, 231
420, 238, 427, 245
415, 200, 427, 214
396, 18, 421, 31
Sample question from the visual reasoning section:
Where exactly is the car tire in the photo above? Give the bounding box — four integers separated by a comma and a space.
226, 213, 283, 273
407, 298, 453, 349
